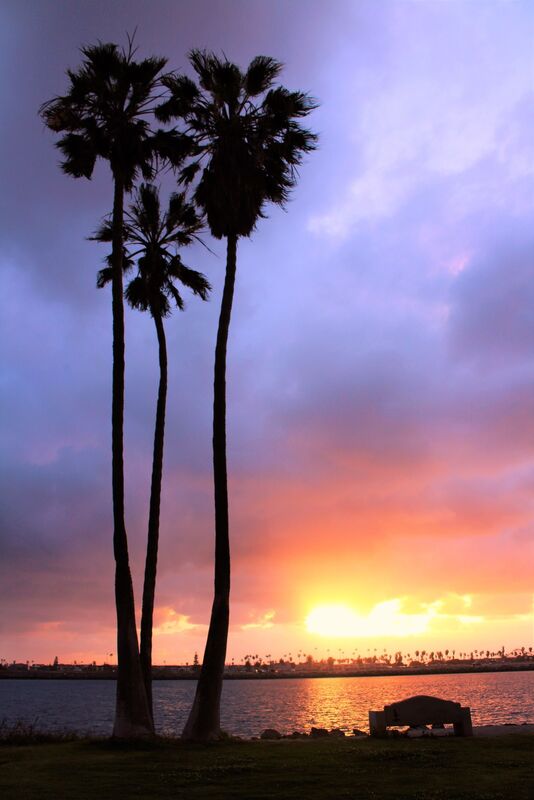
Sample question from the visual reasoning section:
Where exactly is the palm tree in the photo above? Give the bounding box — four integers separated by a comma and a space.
157, 51, 317, 741
95, 183, 210, 718
40, 40, 189, 738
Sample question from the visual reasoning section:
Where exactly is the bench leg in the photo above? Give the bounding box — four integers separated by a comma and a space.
369, 710, 387, 737
453, 707, 473, 737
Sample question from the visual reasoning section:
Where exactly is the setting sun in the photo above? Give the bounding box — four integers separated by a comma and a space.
305, 599, 436, 639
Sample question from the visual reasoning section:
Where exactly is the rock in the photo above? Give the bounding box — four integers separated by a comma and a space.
260, 728, 282, 740
330, 728, 346, 738
310, 726, 330, 738
352, 729, 368, 738
431, 723, 445, 729
288, 731, 308, 739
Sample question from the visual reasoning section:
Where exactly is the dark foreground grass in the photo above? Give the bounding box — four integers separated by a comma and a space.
1, 735, 533, 800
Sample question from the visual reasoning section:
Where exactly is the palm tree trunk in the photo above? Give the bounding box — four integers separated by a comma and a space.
182, 233, 237, 741
140, 312, 168, 722
110, 175, 153, 738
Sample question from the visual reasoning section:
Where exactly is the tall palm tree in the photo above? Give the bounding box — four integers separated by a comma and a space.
40, 40, 189, 738
157, 51, 317, 741
95, 183, 210, 719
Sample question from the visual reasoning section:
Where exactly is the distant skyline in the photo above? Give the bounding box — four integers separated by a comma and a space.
1, 0, 533, 664
5, 643, 532, 668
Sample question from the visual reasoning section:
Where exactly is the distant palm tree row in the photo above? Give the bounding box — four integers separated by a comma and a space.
235, 645, 534, 669
41, 37, 317, 741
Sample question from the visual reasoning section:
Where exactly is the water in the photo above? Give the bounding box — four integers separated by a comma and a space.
1, 671, 532, 737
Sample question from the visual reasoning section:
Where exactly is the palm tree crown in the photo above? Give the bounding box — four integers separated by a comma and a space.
40, 40, 188, 187
95, 183, 210, 311
156, 51, 317, 238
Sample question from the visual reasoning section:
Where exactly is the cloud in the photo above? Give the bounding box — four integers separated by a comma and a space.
308, 2, 533, 240
241, 611, 276, 630
153, 607, 200, 635
448, 232, 534, 365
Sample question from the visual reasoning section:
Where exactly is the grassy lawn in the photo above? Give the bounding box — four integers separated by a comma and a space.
1, 735, 533, 800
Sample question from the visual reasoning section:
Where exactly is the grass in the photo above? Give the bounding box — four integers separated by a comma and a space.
1, 735, 533, 800
0, 719, 80, 745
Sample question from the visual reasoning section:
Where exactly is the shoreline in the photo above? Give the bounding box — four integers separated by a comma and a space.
2, 663, 533, 680
1, 724, 534, 741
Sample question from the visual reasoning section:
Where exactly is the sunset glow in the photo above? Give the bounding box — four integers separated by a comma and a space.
1, 0, 533, 666
306, 600, 436, 639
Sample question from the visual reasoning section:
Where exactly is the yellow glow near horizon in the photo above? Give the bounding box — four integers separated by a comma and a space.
305, 599, 436, 638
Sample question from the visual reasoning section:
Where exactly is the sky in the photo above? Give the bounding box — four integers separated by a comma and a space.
1, 0, 533, 665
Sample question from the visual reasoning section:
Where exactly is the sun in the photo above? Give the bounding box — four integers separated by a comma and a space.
305, 600, 436, 638
306, 604, 361, 638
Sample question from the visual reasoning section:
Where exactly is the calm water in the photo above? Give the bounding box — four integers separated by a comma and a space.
1, 672, 532, 737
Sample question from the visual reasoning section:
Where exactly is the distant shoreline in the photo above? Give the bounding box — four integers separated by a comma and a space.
2, 663, 533, 681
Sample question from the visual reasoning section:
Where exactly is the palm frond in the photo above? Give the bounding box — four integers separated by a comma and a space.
89, 219, 114, 243
149, 128, 193, 169
178, 161, 202, 186
96, 266, 113, 288
156, 74, 201, 122
127, 55, 168, 89
57, 133, 97, 179
166, 191, 202, 238
80, 41, 121, 74
135, 183, 161, 231
262, 87, 318, 123
39, 98, 83, 132
124, 275, 150, 312
170, 259, 211, 300
212, 60, 243, 106
188, 50, 219, 93
243, 56, 283, 97
167, 284, 184, 312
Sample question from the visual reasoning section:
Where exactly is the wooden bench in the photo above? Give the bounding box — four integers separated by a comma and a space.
369, 694, 473, 737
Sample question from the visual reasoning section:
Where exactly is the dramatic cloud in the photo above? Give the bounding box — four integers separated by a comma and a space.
1, 0, 533, 663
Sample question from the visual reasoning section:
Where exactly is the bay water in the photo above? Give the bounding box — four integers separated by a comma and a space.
1, 671, 532, 737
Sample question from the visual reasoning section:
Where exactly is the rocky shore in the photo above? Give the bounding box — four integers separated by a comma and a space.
256, 723, 534, 740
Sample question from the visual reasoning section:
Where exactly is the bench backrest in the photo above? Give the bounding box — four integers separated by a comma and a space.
383, 695, 463, 726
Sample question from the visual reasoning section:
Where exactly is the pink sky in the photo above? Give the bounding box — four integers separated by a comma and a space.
1, 0, 533, 664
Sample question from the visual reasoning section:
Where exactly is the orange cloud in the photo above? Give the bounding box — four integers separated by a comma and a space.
153, 607, 200, 635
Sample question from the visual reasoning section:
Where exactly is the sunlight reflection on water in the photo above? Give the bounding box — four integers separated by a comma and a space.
1, 671, 532, 737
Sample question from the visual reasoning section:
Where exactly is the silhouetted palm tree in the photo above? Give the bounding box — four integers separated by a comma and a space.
40, 40, 189, 738
157, 50, 317, 741
95, 183, 210, 719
